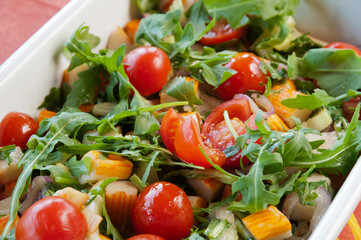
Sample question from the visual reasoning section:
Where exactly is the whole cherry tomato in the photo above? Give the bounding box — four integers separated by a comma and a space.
342, 96, 361, 122
160, 108, 185, 153
324, 42, 361, 56
216, 52, 268, 100
174, 118, 226, 168
127, 234, 166, 240
123, 46, 171, 96
199, 18, 246, 46
132, 182, 193, 240
15, 196, 87, 240
0, 112, 39, 148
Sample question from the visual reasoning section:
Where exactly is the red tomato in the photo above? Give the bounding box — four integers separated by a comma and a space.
0, 112, 39, 148
15, 196, 87, 240
127, 234, 166, 240
201, 98, 254, 167
216, 52, 268, 100
123, 46, 171, 96
174, 118, 226, 168
342, 96, 361, 122
160, 108, 185, 153
132, 182, 193, 240
199, 18, 246, 46
324, 42, 361, 56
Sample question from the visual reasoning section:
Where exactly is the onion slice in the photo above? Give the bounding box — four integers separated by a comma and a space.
250, 93, 275, 119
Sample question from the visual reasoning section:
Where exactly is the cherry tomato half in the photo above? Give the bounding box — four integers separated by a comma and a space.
175, 118, 226, 168
160, 108, 185, 153
216, 52, 268, 100
0, 112, 39, 148
132, 182, 193, 240
324, 42, 361, 56
127, 234, 166, 240
202, 98, 254, 167
16, 196, 87, 240
123, 46, 171, 96
199, 18, 246, 46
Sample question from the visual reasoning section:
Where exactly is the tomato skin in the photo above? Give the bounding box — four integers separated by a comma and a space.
0, 112, 39, 148
199, 19, 246, 46
342, 96, 361, 122
174, 118, 226, 168
202, 98, 252, 134
324, 42, 361, 56
123, 46, 171, 96
15, 196, 87, 240
160, 108, 185, 153
132, 182, 193, 240
127, 234, 166, 240
216, 52, 268, 100
202, 98, 253, 167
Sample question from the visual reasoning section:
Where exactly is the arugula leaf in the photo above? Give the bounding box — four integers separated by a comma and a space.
229, 150, 286, 213
163, 76, 203, 108
282, 33, 322, 57
0, 145, 16, 165
65, 155, 91, 178
288, 49, 361, 97
89, 178, 122, 240
203, 0, 299, 29
189, 48, 236, 87
1, 111, 98, 238
64, 66, 102, 107
64, 25, 100, 71
291, 105, 361, 174
136, 0, 160, 13
38, 87, 63, 112
282, 89, 361, 110
293, 167, 328, 205
40, 164, 81, 188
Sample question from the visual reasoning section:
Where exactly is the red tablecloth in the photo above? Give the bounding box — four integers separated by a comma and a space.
0, 0, 360, 239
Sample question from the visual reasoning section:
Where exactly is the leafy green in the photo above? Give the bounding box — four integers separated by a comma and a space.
293, 167, 328, 205
163, 76, 203, 108
203, 0, 299, 29
291, 104, 361, 174
282, 33, 322, 57
288, 49, 361, 96
136, 0, 160, 13
282, 89, 361, 110
38, 87, 63, 112
65, 155, 91, 178
1, 111, 98, 238
0, 145, 16, 165
89, 178, 122, 240
188, 48, 236, 87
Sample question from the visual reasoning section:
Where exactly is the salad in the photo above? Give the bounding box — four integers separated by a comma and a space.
0, 0, 361, 240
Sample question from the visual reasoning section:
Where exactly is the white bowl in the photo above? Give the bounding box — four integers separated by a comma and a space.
0, 1, 360, 239
295, 0, 361, 47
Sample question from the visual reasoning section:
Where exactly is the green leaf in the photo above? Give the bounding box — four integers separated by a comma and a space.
282, 33, 323, 57
204, 0, 299, 28
136, 0, 160, 13
281, 89, 336, 110
135, 10, 182, 54
1, 111, 98, 238
65, 155, 91, 178
64, 67, 102, 107
230, 150, 283, 213
64, 25, 100, 71
287, 49, 361, 97
0, 145, 16, 165
163, 76, 203, 107
38, 87, 63, 112
185, 0, 211, 37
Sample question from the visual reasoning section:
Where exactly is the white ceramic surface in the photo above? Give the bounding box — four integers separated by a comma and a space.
0, 1, 360, 239
295, 0, 361, 47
